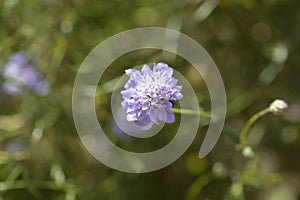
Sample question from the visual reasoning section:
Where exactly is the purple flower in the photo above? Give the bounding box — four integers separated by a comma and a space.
1, 52, 50, 96
121, 62, 183, 130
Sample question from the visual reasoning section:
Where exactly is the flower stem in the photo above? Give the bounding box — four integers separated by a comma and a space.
171, 108, 211, 118
239, 108, 270, 147
0, 180, 77, 193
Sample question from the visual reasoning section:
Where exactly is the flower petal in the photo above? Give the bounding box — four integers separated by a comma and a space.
149, 108, 158, 124
126, 113, 137, 121
121, 88, 134, 99
175, 93, 183, 99
141, 64, 152, 75
142, 101, 150, 110
157, 109, 167, 121
165, 108, 175, 123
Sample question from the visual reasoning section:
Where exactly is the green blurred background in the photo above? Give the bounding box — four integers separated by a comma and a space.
0, 0, 300, 199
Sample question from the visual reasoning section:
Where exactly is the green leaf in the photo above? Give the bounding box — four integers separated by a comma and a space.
223, 126, 240, 144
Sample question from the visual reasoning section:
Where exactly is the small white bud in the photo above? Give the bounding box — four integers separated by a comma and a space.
242, 146, 254, 158
269, 99, 288, 115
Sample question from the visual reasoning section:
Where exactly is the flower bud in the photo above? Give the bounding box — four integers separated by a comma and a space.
269, 99, 288, 115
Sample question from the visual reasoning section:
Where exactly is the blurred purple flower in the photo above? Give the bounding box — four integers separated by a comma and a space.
121, 62, 183, 130
8, 51, 29, 66
2, 82, 22, 95
1, 52, 50, 96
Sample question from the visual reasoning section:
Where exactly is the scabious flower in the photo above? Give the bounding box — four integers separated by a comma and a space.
121, 62, 183, 130
0, 52, 50, 96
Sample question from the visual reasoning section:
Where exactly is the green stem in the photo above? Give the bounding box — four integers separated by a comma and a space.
240, 108, 270, 147
0, 180, 77, 193
185, 173, 212, 200
171, 108, 211, 118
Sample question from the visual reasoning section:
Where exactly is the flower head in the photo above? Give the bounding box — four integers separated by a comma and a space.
121, 63, 183, 130
1, 52, 50, 96
269, 99, 288, 115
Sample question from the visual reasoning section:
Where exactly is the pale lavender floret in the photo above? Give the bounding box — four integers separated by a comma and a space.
34, 80, 50, 96
8, 51, 29, 67
121, 62, 183, 130
1, 52, 50, 96
20, 65, 40, 88
2, 82, 23, 95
